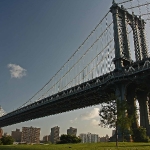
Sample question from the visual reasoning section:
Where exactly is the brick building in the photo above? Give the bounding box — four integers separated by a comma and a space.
67, 127, 77, 136
50, 126, 60, 143
43, 135, 51, 142
11, 129, 22, 142
21, 126, 40, 144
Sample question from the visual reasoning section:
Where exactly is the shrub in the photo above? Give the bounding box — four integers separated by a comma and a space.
0, 140, 2, 145
1, 136, 14, 145
132, 126, 149, 142
57, 134, 81, 144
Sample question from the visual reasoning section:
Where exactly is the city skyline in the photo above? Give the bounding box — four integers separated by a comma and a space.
1, 126, 110, 141
2, 122, 111, 140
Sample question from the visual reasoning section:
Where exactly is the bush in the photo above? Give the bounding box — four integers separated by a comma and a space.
1, 136, 14, 145
132, 127, 149, 142
0, 140, 2, 145
57, 134, 81, 144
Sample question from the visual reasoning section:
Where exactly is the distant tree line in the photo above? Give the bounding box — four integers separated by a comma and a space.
57, 134, 81, 144
0, 136, 14, 145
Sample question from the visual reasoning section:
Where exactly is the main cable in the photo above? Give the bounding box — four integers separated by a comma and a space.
17, 11, 111, 109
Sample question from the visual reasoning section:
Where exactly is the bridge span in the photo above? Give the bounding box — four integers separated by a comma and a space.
0, 58, 150, 127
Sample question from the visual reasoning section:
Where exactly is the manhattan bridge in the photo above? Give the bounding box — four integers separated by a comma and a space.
1, 0, 150, 136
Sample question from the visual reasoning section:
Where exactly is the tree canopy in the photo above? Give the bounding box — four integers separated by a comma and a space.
132, 126, 149, 142
57, 134, 81, 144
1, 136, 14, 145
0, 140, 2, 145
99, 94, 134, 142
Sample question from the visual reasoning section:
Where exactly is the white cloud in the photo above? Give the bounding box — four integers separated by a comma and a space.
90, 119, 99, 126
7, 64, 27, 79
80, 108, 100, 120
70, 117, 77, 123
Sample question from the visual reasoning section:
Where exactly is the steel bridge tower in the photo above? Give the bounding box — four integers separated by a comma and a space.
110, 1, 150, 139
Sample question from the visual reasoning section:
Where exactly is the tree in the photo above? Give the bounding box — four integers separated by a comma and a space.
57, 134, 81, 144
1, 136, 14, 145
132, 126, 149, 142
99, 94, 134, 144
0, 139, 2, 145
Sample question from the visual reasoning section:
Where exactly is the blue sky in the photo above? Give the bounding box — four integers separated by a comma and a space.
1, 0, 149, 139
0, 0, 114, 139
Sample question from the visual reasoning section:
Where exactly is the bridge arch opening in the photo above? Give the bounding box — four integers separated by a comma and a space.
127, 24, 136, 62
136, 100, 140, 126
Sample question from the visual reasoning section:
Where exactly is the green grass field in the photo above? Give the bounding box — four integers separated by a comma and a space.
0, 142, 150, 150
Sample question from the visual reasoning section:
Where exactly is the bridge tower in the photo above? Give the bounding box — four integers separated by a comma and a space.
110, 1, 148, 71
110, 1, 150, 138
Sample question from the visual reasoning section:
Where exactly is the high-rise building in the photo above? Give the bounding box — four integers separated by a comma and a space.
43, 135, 51, 142
79, 133, 87, 143
0, 128, 3, 138
11, 129, 22, 142
91, 134, 98, 143
79, 133, 99, 143
112, 130, 116, 136
21, 126, 40, 144
100, 135, 109, 142
86, 133, 92, 143
48, 135, 51, 141
87, 133, 98, 143
67, 127, 77, 136
50, 126, 60, 143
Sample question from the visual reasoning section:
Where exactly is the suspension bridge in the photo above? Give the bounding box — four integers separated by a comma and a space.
1, 0, 150, 136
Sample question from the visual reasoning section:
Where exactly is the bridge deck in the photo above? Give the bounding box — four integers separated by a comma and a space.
0, 59, 150, 127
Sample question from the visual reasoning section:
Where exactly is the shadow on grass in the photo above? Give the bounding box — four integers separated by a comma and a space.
111, 142, 150, 147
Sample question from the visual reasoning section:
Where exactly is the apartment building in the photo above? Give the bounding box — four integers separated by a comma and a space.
11, 129, 22, 142
43, 135, 51, 142
50, 126, 60, 143
79, 133, 99, 143
21, 126, 40, 144
67, 127, 77, 136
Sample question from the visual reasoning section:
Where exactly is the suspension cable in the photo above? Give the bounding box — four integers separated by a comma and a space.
127, 2, 150, 10
118, 0, 133, 5
18, 11, 111, 109
39, 22, 113, 99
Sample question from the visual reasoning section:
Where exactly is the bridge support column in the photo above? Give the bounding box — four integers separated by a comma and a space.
115, 84, 126, 102
126, 85, 139, 130
148, 95, 150, 119
137, 91, 150, 136
115, 83, 132, 142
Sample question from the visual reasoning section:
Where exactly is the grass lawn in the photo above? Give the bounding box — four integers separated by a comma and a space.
0, 142, 150, 150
